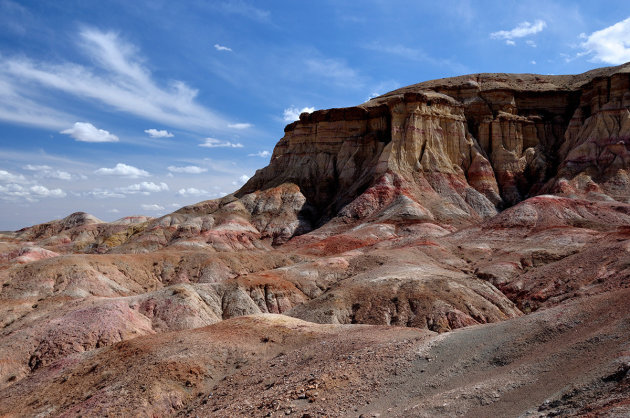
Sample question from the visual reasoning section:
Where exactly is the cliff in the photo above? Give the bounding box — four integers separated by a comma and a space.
239, 62, 630, 231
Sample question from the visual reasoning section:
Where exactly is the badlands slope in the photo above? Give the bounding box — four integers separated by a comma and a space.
1, 63, 630, 417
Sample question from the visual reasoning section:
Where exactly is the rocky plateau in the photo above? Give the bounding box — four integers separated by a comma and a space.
1, 63, 630, 417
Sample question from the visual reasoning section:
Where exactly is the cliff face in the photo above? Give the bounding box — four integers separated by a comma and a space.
239, 63, 630, 233
239, 91, 499, 228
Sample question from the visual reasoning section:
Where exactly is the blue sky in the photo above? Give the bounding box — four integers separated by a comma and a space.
1, 0, 629, 230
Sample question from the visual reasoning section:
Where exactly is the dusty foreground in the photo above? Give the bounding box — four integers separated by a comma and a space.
0, 290, 628, 417
2, 64, 630, 416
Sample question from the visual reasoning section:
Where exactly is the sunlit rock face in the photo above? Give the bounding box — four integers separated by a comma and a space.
240, 91, 500, 228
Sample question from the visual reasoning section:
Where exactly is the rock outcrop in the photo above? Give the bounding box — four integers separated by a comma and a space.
240, 62, 630, 232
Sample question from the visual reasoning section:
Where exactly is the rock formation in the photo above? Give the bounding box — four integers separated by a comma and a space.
1, 63, 630, 416
242, 62, 630, 224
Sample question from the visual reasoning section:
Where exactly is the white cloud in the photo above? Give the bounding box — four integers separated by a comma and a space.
61, 122, 119, 143
23, 164, 75, 181
95, 163, 150, 178
227, 122, 252, 129
526, 40, 537, 48
177, 187, 210, 197
117, 182, 169, 194
283, 106, 315, 122
0, 169, 26, 183
144, 128, 174, 138
85, 189, 125, 199
506, 40, 516, 46
199, 137, 243, 148
0, 168, 68, 201
579, 17, 630, 64
141, 204, 165, 211
108, 208, 120, 213
23, 164, 51, 171
0, 183, 66, 201
41, 170, 73, 181
0, 28, 231, 133
248, 150, 271, 158
29, 185, 66, 198
214, 44, 233, 52
531, 60, 537, 65
0, 183, 28, 200
491, 20, 546, 40
232, 174, 250, 186
167, 165, 208, 174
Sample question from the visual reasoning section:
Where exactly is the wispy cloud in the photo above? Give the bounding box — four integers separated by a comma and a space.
217, 1, 270, 23
94, 163, 150, 178
490, 20, 546, 41
283, 106, 314, 122
214, 44, 233, 52
23, 164, 51, 171
0, 149, 95, 171
227, 122, 252, 129
579, 17, 630, 64
61, 122, 119, 143
23, 164, 77, 180
141, 203, 165, 211
248, 150, 271, 158
177, 187, 213, 197
85, 188, 125, 199
199, 137, 243, 148
0, 0, 30, 35
167, 165, 207, 174
364, 43, 467, 73
366, 43, 421, 59
304, 58, 364, 88
0, 27, 233, 132
0, 78, 74, 129
144, 128, 174, 138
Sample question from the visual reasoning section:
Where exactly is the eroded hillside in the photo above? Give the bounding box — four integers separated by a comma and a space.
1, 64, 630, 417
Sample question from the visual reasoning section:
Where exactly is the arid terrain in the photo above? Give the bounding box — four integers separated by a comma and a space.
1, 63, 630, 417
